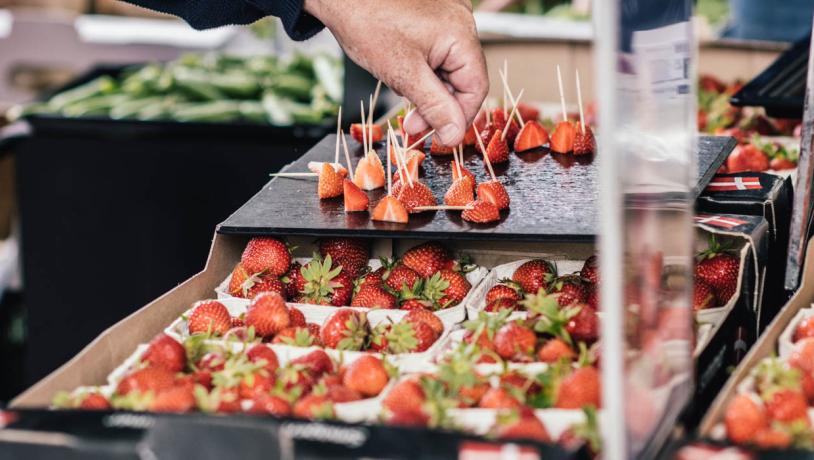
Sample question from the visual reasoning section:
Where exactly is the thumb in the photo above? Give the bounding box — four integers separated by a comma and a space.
396, 63, 467, 146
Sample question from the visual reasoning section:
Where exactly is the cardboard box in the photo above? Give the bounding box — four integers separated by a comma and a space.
699, 237, 814, 437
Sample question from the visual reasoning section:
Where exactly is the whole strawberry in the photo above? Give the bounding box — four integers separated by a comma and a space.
299, 255, 353, 306
283, 261, 306, 299
479, 387, 522, 409
794, 317, 814, 342
351, 284, 398, 309
320, 309, 369, 350
693, 279, 716, 310
494, 321, 536, 361
486, 281, 522, 303
342, 355, 389, 397
423, 270, 471, 308
227, 263, 286, 300
188, 300, 231, 336
318, 237, 370, 279
495, 411, 551, 443
403, 308, 445, 336
548, 274, 589, 307
512, 259, 557, 295
246, 344, 279, 374
142, 333, 186, 372
566, 305, 599, 344
385, 264, 422, 292
580, 255, 598, 284
555, 366, 601, 409
149, 383, 196, 413
725, 394, 767, 444
245, 292, 291, 337
485, 298, 518, 312
241, 237, 291, 276
695, 237, 739, 305
401, 242, 452, 278
382, 320, 438, 353
116, 366, 176, 396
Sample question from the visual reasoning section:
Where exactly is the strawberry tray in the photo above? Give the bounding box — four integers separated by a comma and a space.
216, 134, 735, 242
213, 257, 489, 326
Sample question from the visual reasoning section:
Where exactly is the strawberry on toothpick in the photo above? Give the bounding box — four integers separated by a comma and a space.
340, 131, 368, 212
445, 147, 475, 206
573, 70, 595, 155
550, 65, 576, 154
462, 200, 500, 223
318, 162, 343, 199
474, 122, 510, 211
500, 68, 549, 152
371, 131, 409, 223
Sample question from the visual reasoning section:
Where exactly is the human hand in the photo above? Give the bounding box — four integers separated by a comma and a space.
304, 0, 489, 146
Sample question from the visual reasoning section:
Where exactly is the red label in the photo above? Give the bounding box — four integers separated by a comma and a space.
705, 176, 762, 192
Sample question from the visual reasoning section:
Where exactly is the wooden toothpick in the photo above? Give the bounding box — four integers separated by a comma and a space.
500, 88, 523, 142
474, 121, 497, 182
368, 95, 374, 150
386, 129, 392, 196
335, 106, 342, 165
370, 80, 383, 120
406, 129, 435, 151
556, 65, 567, 123
360, 100, 368, 154
270, 172, 318, 177
413, 205, 473, 211
341, 129, 354, 178
576, 70, 586, 134
499, 69, 525, 128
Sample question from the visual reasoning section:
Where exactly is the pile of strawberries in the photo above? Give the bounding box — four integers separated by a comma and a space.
228, 238, 474, 313
55, 332, 393, 419
693, 237, 741, 310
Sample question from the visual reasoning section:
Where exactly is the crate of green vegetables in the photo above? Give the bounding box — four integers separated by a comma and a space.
6, 52, 344, 139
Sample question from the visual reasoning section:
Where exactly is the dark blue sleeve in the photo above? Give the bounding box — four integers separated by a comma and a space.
123, 0, 324, 41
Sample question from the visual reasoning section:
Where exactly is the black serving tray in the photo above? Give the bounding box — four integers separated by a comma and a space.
217, 135, 735, 242
730, 35, 808, 119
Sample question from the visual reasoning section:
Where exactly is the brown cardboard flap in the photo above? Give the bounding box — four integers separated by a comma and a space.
699, 237, 814, 435
10, 233, 244, 407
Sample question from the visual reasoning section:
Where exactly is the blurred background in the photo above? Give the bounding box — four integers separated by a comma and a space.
0, 0, 810, 403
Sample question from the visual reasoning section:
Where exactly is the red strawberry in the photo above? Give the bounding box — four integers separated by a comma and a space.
289, 307, 306, 327
403, 308, 445, 336
548, 274, 589, 307
444, 177, 475, 207
343, 179, 369, 212
476, 180, 510, 210
555, 366, 601, 409
272, 326, 318, 347
462, 200, 500, 223
566, 305, 599, 344
342, 355, 389, 397
150, 384, 195, 413
485, 297, 518, 312
514, 120, 549, 152
537, 338, 576, 363
725, 394, 767, 444
142, 333, 186, 372
371, 195, 409, 223
496, 413, 551, 442
78, 393, 112, 410
754, 428, 792, 449
494, 322, 536, 361
231, 269, 286, 300
359, 266, 386, 288
771, 157, 797, 170
350, 123, 382, 144
794, 317, 814, 342
247, 393, 291, 416
351, 284, 398, 309
299, 255, 353, 306
283, 262, 306, 299
320, 309, 369, 350
695, 237, 739, 305
512, 259, 557, 294
581, 255, 598, 284
385, 264, 421, 292
245, 292, 291, 337
694, 279, 716, 310
238, 370, 274, 399
385, 410, 430, 427
423, 269, 471, 308
293, 394, 335, 420
325, 384, 362, 403
726, 144, 769, 173
400, 299, 431, 310
402, 242, 452, 277
383, 378, 426, 415
475, 123, 497, 154
318, 162, 344, 199
586, 288, 599, 311
550, 121, 576, 154
485, 129, 510, 164
765, 389, 809, 424
383, 320, 438, 353
116, 367, 176, 396
492, 108, 520, 145
396, 181, 437, 214
451, 161, 476, 183
573, 123, 595, 155
241, 237, 291, 276
246, 344, 279, 374
430, 137, 454, 155
479, 387, 522, 409
291, 349, 335, 376
318, 237, 370, 279
188, 300, 231, 336
486, 283, 522, 303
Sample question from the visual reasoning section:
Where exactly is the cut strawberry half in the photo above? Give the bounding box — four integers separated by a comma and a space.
353, 152, 386, 191
475, 123, 498, 154
452, 161, 476, 183
514, 120, 549, 153
371, 196, 409, 223
308, 161, 348, 177
573, 122, 595, 155
397, 181, 437, 213
392, 151, 423, 184
444, 176, 475, 206
492, 108, 519, 145
343, 179, 369, 212
550, 121, 576, 154
318, 162, 343, 199
462, 200, 500, 223
430, 137, 454, 155
477, 180, 510, 210
485, 129, 510, 164
350, 123, 383, 144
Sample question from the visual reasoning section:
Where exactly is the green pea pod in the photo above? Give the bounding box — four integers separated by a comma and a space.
270, 74, 313, 101
47, 76, 117, 111
172, 68, 224, 101
238, 101, 267, 124
61, 94, 128, 117
210, 72, 260, 99
312, 54, 343, 102
262, 93, 293, 126
109, 96, 167, 119
6, 102, 52, 121
171, 101, 241, 123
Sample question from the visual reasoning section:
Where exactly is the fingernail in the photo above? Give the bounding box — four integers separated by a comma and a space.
439, 124, 459, 144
